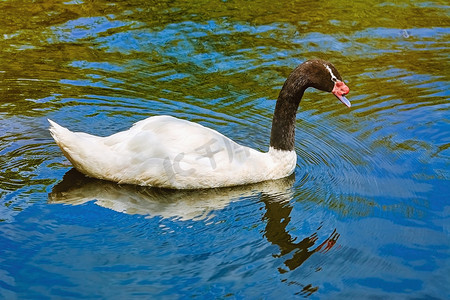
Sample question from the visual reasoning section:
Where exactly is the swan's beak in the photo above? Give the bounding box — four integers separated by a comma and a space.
337, 94, 351, 108
332, 81, 351, 108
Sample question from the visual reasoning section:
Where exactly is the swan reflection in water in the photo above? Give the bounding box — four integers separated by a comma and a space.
49, 169, 339, 293
261, 192, 340, 273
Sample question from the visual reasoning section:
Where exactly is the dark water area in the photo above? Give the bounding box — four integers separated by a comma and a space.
1, 0, 449, 298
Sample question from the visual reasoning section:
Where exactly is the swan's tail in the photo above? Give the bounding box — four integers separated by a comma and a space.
48, 119, 104, 177
48, 119, 81, 167
48, 119, 71, 144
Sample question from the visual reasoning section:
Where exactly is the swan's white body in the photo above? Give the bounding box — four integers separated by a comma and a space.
49, 116, 296, 189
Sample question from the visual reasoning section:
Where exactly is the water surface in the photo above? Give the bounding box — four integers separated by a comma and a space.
1, 0, 449, 298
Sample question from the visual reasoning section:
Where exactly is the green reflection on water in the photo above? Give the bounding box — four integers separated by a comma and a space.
1, 0, 448, 117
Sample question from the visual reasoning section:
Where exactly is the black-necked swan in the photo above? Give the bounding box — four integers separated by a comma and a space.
49, 59, 350, 189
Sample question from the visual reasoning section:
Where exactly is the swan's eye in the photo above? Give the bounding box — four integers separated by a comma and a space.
324, 64, 338, 83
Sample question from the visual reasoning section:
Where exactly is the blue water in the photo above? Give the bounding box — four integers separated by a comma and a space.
1, 0, 449, 299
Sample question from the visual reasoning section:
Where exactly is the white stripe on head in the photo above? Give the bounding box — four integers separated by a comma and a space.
324, 64, 338, 82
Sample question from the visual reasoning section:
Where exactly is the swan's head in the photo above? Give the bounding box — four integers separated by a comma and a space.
301, 59, 351, 107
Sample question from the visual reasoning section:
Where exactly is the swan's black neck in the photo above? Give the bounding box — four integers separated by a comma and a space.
269, 71, 309, 151
269, 59, 344, 151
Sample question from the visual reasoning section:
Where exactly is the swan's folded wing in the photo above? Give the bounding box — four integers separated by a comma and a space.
101, 116, 266, 187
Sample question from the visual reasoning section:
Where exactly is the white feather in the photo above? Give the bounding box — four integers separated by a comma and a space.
48, 116, 296, 189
